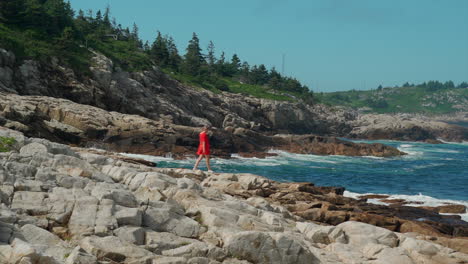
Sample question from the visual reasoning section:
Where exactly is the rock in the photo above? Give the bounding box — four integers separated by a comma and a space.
433, 204, 466, 214
145, 231, 199, 254
115, 206, 142, 226
19, 143, 48, 156
65, 246, 98, 264
113, 226, 145, 245
330, 221, 399, 248
143, 206, 201, 238
80, 236, 154, 262
224, 231, 319, 264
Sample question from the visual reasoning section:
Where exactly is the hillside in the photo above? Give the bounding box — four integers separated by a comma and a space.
0, 0, 313, 103
316, 82, 468, 114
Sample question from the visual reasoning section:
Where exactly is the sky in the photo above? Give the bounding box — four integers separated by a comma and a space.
68, 0, 468, 92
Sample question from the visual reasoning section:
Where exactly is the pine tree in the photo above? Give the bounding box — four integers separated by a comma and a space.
131, 23, 139, 40
151, 31, 169, 66
167, 36, 181, 71
103, 4, 111, 26
206, 41, 216, 67
95, 10, 102, 22
1, 0, 26, 24
183, 32, 205, 75
230, 54, 241, 75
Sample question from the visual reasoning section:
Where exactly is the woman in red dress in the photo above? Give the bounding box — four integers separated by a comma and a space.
193, 125, 213, 172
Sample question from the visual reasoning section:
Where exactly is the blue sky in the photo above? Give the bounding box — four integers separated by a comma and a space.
68, 0, 468, 92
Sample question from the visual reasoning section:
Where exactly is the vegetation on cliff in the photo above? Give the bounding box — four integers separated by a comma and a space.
0, 0, 314, 102
0, 136, 15, 152
317, 81, 468, 114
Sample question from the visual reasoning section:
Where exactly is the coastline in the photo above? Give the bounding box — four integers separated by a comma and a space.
1, 127, 467, 263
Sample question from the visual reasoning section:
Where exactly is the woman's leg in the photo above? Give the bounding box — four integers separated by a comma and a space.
205, 155, 212, 171
193, 155, 204, 170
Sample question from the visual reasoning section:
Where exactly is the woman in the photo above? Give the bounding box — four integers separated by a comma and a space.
193, 125, 213, 172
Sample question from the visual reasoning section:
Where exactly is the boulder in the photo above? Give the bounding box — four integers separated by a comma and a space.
80, 236, 154, 262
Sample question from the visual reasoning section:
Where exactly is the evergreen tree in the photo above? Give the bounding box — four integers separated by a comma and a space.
230, 54, 241, 75
1, 0, 26, 24
167, 36, 181, 71
103, 4, 111, 26
151, 31, 169, 66
444, 81, 454, 89
183, 32, 205, 75
457, 82, 468, 88
95, 10, 102, 22
131, 22, 139, 40
206, 41, 216, 67
22, 0, 45, 29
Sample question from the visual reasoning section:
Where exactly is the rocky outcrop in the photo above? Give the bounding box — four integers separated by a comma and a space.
0, 93, 405, 158
0, 128, 467, 264
348, 114, 468, 142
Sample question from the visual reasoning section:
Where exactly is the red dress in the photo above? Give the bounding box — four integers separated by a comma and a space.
196, 132, 210, 155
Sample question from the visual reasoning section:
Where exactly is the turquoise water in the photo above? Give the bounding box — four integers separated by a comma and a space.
124, 139, 468, 218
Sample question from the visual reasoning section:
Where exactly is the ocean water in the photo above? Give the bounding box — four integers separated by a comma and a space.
123, 139, 468, 220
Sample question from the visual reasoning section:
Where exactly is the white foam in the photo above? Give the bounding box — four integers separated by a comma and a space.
400, 144, 414, 148
344, 191, 468, 221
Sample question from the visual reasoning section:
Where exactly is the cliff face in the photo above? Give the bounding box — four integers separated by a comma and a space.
0, 48, 467, 143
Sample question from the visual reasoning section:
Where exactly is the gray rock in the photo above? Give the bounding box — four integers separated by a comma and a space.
143, 206, 200, 238
113, 226, 145, 245
65, 246, 98, 264
19, 143, 48, 156
145, 231, 199, 254
224, 231, 319, 264
68, 196, 99, 237
80, 236, 154, 262
11, 191, 48, 215
115, 206, 142, 226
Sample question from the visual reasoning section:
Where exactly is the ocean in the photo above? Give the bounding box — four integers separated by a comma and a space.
123, 139, 468, 220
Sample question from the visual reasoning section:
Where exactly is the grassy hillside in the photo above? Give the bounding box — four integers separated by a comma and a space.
316, 84, 468, 114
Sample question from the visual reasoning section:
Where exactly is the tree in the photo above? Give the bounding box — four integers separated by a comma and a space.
206, 41, 216, 67
151, 31, 169, 66
95, 10, 102, 22
377, 85, 383, 91
444, 81, 454, 89
230, 54, 241, 75
1, 0, 26, 24
182, 33, 205, 75
103, 4, 111, 26
131, 22, 139, 40
166, 36, 181, 71
457, 82, 468, 88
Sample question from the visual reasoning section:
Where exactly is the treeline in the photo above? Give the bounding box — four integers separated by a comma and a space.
149, 32, 310, 94
377, 81, 468, 91
0, 0, 313, 98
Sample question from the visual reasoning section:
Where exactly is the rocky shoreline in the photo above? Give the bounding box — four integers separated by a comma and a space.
1, 127, 467, 263
0, 93, 405, 159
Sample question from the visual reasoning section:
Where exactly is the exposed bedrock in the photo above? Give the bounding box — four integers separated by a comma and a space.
0, 93, 405, 158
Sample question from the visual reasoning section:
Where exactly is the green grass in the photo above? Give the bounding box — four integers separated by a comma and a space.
0, 137, 16, 152
316, 86, 468, 114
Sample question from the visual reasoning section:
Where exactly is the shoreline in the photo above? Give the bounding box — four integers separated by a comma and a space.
1, 127, 468, 263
